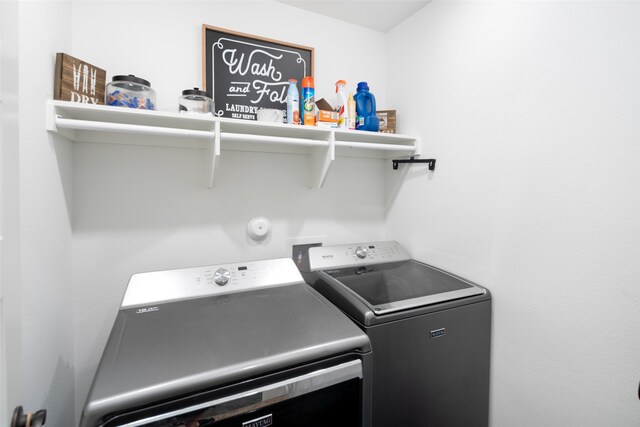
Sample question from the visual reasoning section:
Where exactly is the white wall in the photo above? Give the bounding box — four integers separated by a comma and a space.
68, 1, 389, 421
0, 0, 17, 420
386, 1, 640, 426
3, 1, 76, 426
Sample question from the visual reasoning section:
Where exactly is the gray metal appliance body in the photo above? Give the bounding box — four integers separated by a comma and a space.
80, 258, 372, 427
302, 241, 491, 427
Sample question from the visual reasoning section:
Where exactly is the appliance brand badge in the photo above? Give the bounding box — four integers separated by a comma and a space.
242, 413, 272, 427
430, 328, 445, 338
136, 306, 159, 314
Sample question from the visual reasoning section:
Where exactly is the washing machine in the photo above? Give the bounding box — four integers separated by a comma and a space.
80, 258, 372, 426
300, 241, 491, 427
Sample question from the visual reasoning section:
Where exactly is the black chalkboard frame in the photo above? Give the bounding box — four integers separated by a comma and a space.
202, 25, 314, 121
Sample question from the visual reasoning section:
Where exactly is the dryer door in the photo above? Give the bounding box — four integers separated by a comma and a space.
99, 360, 363, 427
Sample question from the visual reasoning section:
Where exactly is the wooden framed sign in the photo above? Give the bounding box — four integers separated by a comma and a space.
54, 53, 106, 105
203, 25, 314, 121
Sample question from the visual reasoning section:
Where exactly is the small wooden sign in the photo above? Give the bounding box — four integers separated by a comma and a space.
54, 53, 106, 105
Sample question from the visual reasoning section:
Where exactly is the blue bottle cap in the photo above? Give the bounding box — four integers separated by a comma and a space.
357, 82, 369, 91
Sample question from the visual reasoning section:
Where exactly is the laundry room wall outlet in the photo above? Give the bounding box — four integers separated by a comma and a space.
247, 216, 272, 241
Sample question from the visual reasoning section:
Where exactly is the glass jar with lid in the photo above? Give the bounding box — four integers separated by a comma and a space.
178, 88, 214, 115
106, 74, 156, 110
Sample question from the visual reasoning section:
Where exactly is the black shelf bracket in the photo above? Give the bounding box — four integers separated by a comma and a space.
392, 157, 436, 171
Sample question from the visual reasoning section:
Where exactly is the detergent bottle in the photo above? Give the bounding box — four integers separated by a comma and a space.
286, 78, 299, 124
335, 80, 349, 129
354, 81, 379, 132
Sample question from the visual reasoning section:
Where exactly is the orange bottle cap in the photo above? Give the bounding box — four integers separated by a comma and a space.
302, 76, 314, 87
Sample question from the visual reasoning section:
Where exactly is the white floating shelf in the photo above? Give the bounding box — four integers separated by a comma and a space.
46, 100, 420, 188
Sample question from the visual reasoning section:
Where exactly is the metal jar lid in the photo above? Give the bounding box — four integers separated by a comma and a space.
181, 87, 210, 99
111, 74, 151, 87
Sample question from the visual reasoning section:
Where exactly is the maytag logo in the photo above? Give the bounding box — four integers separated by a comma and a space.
430, 328, 445, 338
242, 413, 272, 427
136, 306, 159, 314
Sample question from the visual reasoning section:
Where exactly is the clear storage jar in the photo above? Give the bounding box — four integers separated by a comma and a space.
178, 88, 214, 115
106, 75, 156, 110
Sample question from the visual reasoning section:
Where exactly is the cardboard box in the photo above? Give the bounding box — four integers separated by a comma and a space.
303, 114, 316, 126
315, 98, 339, 123
317, 110, 339, 123
316, 121, 338, 129
377, 110, 396, 133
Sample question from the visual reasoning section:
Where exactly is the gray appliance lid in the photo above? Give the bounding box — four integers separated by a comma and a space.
323, 262, 486, 316
82, 284, 370, 426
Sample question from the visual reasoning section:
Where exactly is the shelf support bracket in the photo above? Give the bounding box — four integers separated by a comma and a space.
207, 121, 221, 189
310, 132, 334, 189
392, 156, 436, 171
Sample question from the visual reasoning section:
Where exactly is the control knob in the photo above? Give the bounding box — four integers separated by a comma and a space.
355, 246, 368, 259
213, 268, 231, 286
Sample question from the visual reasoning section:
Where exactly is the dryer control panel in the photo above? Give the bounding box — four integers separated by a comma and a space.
306, 241, 411, 271
121, 258, 304, 309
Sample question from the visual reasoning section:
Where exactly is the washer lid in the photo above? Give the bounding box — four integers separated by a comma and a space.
82, 283, 370, 426
326, 260, 486, 315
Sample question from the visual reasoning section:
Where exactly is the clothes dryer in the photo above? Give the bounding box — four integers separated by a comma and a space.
81, 258, 372, 427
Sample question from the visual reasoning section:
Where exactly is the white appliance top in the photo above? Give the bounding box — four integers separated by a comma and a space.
121, 258, 304, 308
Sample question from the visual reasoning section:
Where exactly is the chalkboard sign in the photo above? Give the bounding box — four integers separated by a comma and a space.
203, 25, 314, 122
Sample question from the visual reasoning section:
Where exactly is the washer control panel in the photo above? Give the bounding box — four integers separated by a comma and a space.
306, 241, 411, 271
121, 258, 304, 309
